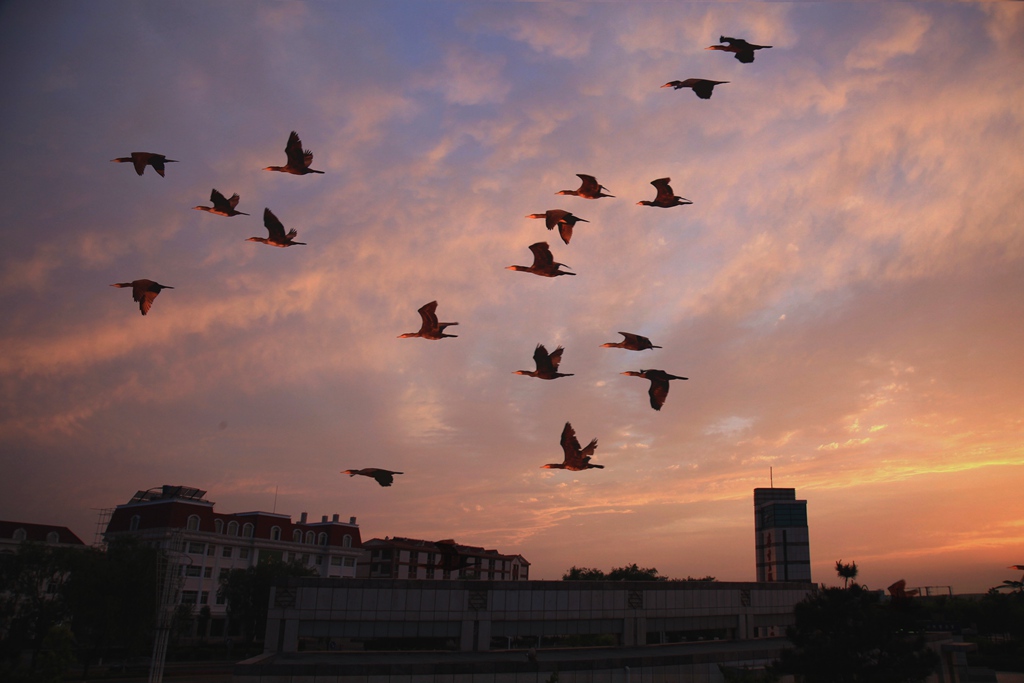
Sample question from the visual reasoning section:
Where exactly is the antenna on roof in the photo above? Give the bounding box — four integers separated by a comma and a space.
273, 485, 278, 514
770, 467, 773, 488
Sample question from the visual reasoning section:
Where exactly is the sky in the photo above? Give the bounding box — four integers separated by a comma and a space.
1, 0, 1022, 595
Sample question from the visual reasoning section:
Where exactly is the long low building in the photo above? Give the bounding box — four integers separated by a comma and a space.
235, 577, 814, 681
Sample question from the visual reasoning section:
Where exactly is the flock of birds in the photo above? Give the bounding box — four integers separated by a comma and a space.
107, 35, 770, 487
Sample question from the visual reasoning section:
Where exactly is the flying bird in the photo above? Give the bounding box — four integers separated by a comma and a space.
556, 174, 614, 199
600, 332, 662, 351
637, 178, 692, 208
110, 152, 177, 177
398, 300, 458, 339
513, 344, 574, 380
506, 242, 575, 278
263, 130, 324, 175
247, 208, 306, 247
706, 36, 772, 63
621, 369, 688, 411
193, 189, 249, 217
526, 209, 589, 245
110, 279, 173, 316
542, 422, 603, 471
662, 79, 729, 100
341, 468, 403, 487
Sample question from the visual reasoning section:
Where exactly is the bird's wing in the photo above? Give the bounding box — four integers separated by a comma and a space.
302, 149, 315, 168
210, 189, 229, 209
418, 301, 440, 330
619, 332, 642, 347
576, 174, 600, 193
533, 344, 553, 372
264, 208, 286, 240
560, 422, 582, 456
546, 210, 569, 229
131, 153, 149, 176
134, 281, 159, 315
529, 242, 555, 269
579, 437, 598, 459
285, 228, 300, 241
651, 178, 674, 202
373, 472, 395, 486
736, 51, 755, 64
548, 346, 565, 371
648, 378, 670, 410
285, 131, 305, 167
557, 222, 573, 245
693, 81, 715, 99
228, 193, 241, 209
150, 156, 167, 177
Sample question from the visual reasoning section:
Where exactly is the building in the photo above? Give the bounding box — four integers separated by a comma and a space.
102, 485, 364, 638
0, 521, 86, 554
235, 577, 815, 681
360, 537, 530, 581
753, 487, 811, 583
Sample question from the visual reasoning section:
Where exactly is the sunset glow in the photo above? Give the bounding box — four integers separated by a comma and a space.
1, 1, 1022, 594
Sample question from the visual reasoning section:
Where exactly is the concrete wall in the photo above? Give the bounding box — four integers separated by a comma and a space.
263, 579, 813, 654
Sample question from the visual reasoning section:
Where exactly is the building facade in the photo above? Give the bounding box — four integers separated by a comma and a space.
360, 537, 529, 581
753, 487, 811, 583
0, 521, 86, 554
102, 485, 364, 638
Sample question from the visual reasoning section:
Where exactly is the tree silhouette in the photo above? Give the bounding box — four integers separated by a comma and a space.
835, 559, 858, 588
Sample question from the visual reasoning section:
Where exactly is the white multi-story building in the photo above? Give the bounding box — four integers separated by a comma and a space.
103, 485, 364, 638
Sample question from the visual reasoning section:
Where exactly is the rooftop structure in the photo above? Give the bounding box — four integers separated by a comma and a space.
360, 536, 529, 581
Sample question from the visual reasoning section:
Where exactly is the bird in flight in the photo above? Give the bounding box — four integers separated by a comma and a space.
621, 369, 689, 411
110, 279, 173, 315
247, 208, 306, 247
110, 152, 177, 177
662, 79, 729, 100
706, 36, 772, 63
514, 344, 574, 380
507, 242, 575, 278
398, 300, 458, 340
263, 130, 324, 175
341, 468, 403, 487
556, 174, 614, 199
193, 189, 249, 217
600, 332, 662, 351
542, 422, 603, 471
637, 178, 693, 208
526, 209, 589, 245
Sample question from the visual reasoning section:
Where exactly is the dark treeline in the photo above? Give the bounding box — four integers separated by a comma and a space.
561, 564, 716, 582
0, 540, 314, 682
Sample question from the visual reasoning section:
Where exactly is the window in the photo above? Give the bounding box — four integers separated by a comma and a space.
129, 515, 141, 532
293, 530, 303, 543
216, 593, 226, 606
330, 557, 343, 566
200, 591, 209, 605
186, 566, 202, 577
301, 554, 309, 564
46, 531, 60, 544
214, 519, 224, 534
305, 531, 315, 545
343, 557, 355, 567
204, 567, 213, 578
239, 548, 249, 560
270, 526, 281, 541
188, 542, 205, 554
181, 591, 198, 605
318, 532, 328, 546
242, 523, 254, 539
207, 544, 215, 556
222, 546, 233, 558
342, 534, 352, 548
187, 515, 201, 531
316, 555, 324, 565
410, 551, 419, 566
227, 521, 238, 537
12, 528, 26, 542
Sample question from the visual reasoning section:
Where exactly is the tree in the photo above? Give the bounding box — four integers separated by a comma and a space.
993, 564, 1024, 594
218, 559, 316, 651
835, 559, 858, 588
562, 564, 669, 581
772, 585, 939, 683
